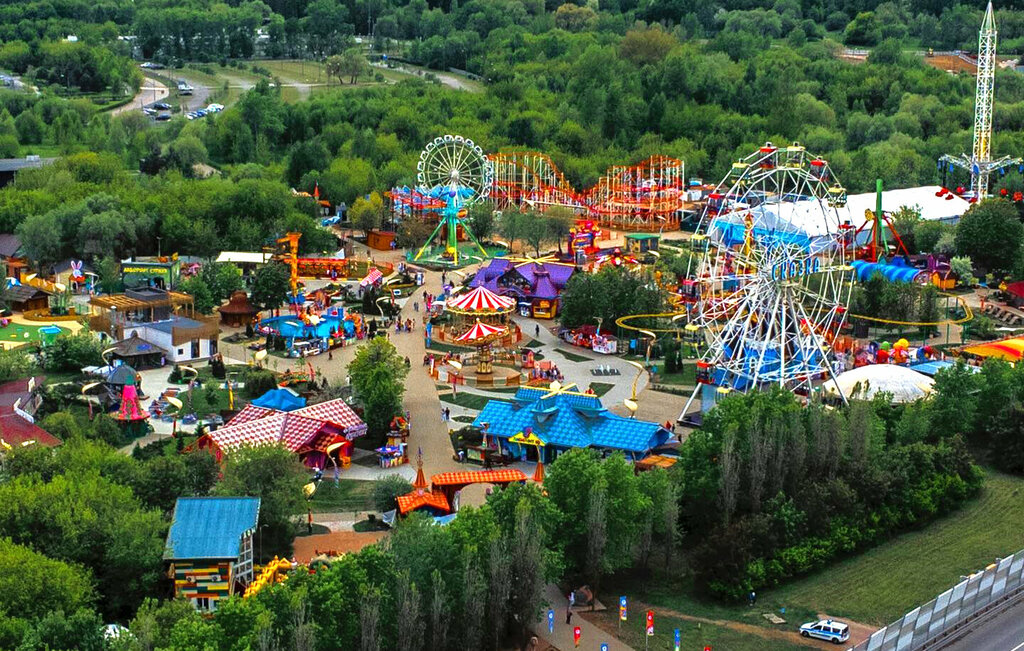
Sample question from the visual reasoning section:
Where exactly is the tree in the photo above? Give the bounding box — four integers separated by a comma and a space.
166, 135, 208, 176
16, 211, 63, 268
327, 49, 369, 84
0, 538, 96, 622
955, 199, 1023, 274
373, 474, 413, 512
466, 202, 495, 242
201, 262, 244, 300
348, 337, 408, 437
43, 332, 104, 372
251, 264, 292, 313
554, 3, 597, 31
544, 206, 575, 256
0, 473, 165, 619
519, 211, 550, 256
584, 483, 607, 590
214, 444, 308, 559
395, 570, 422, 651
180, 275, 217, 314
620, 25, 678, 65
350, 192, 386, 236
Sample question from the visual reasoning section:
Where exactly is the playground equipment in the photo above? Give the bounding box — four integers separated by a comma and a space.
681, 142, 854, 415
940, 2, 1022, 198
488, 152, 686, 231
243, 557, 293, 598
412, 135, 493, 266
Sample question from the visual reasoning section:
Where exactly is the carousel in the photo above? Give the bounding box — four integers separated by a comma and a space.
440, 284, 518, 344
455, 320, 508, 375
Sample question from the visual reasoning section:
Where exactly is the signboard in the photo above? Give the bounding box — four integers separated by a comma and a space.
509, 430, 545, 447
547, 609, 554, 634
646, 610, 654, 636
619, 596, 627, 621
573, 626, 581, 647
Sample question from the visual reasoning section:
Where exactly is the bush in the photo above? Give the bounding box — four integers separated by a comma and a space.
242, 369, 278, 398
372, 474, 413, 512
43, 332, 103, 373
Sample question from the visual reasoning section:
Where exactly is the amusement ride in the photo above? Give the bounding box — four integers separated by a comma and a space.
410, 135, 494, 266
679, 143, 855, 416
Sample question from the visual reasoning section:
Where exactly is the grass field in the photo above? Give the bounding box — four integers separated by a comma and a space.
552, 347, 592, 363
765, 471, 1024, 625
438, 390, 495, 411
656, 364, 697, 386
0, 322, 70, 348
585, 607, 809, 651
588, 382, 614, 396
309, 479, 376, 514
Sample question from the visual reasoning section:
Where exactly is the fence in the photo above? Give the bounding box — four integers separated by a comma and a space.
852, 549, 1024, 650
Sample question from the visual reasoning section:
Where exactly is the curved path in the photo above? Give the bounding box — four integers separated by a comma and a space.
111, 74, 168, 115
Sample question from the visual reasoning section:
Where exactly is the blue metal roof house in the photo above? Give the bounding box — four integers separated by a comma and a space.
164, 497, 261, 612
472, 386, 671, 463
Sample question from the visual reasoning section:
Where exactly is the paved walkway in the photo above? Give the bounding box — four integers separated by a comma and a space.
535, 584, 636, 651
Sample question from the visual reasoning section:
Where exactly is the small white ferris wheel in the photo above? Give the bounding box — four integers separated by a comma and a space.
416, 134, 492, 201
681, 142, 854, 417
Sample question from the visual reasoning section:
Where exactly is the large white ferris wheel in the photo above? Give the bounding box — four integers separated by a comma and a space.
681, 142, 854, 417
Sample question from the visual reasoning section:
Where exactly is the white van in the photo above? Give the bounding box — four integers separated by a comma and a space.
799, 619, 850, 644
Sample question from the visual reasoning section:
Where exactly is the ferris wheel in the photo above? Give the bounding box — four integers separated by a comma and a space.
681, 142, 853, 416
413, 135, 494, 266
416, 135, 492, 201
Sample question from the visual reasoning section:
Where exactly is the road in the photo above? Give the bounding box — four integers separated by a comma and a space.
112, 74, 168, 116
941, 598, 1024, 651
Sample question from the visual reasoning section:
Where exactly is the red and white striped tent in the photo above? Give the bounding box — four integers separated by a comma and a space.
360, 268, 383, 287
455, 320, 507, 343
201, 398, 366, 466
446, 285, 515, 315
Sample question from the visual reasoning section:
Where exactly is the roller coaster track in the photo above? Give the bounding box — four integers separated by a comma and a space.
488, 151, 687, 231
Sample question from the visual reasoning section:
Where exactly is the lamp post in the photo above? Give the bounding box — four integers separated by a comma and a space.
624, 359, 644, 419
166, 396, 183, 438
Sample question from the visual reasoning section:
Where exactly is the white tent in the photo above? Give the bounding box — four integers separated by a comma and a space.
826, 364, 934, 403
844, 186, 970, 228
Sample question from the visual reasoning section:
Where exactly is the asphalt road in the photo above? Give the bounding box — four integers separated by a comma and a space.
942, 598, 1024, 651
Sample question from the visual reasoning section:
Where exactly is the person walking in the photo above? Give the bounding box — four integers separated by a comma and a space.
535, 323, 540, 337
565, 608, 573, 626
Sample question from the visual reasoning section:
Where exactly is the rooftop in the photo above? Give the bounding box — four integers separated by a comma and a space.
164, 497, 261, 560
0, 157, 56, 174
474, 387, 669, 454
89, 291, 193, 312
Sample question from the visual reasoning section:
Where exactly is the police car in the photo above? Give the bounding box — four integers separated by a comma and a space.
799, 619, 850, 644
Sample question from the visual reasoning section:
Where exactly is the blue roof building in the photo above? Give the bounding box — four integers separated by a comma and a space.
164, 497, 261, 612
472, 386, 671, 462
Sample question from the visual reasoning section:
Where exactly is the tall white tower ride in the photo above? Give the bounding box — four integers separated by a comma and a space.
940, 2, 1021, 198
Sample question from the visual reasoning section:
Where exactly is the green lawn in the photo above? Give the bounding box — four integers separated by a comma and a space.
260, 59, 326, 84
656, 364, 697, 386
585, 607, 808, 651
309, 479, 376, 514
552, 347, 592, 363
522, 338, 543, 348
767, 471, 1024, 625
438, 390, 495, 411
588, 382, 614, 397
3, 322, 71, 345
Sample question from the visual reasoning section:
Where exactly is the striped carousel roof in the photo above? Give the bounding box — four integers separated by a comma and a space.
455, 320, 507, 343
446, 285, 515, 314
359, 268, 383, 287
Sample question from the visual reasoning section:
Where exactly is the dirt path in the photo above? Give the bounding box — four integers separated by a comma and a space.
111, 74, 168, 115
581, 600, 875, 649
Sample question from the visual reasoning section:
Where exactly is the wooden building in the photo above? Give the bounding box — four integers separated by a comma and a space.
163, 497, 260, 612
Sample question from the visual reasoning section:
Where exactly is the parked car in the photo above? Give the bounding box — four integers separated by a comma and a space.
206, 103, 224, 112
195, 109, 207, 117
142, 107, 156, 116
153, 102, 171, 110
155, 113, 171, 121
799, 620, 849, 644
185, 112, 197, 120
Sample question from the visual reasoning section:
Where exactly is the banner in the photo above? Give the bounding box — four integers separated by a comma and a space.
646, 610, 654, 636
619, 596, 627, 621
674, 628, 681, 651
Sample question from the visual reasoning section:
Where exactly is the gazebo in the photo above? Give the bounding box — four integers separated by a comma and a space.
110, 333, 166, 368
455, 320, 508, 374
218, 290, 260, 327
445, 285, 515, 324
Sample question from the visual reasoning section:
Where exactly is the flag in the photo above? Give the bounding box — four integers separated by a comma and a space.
314, 183, 320, 199
619, 596, 627, 621
573, 626, 581, 647
646, 610, 654, 636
